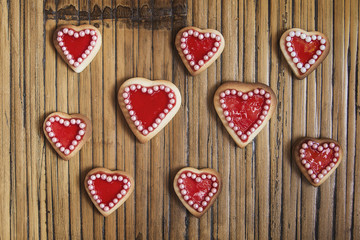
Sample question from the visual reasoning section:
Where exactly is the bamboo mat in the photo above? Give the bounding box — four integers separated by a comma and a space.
1, 0, 359, 239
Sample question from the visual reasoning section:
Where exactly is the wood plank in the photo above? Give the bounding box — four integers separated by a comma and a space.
317, 0, 336, 240
115, 1, 137, 239
9, 0, 27, 238
0, 0, 11, 239
23, 0, 45, 239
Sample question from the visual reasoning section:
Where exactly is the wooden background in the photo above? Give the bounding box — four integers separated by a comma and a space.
1, 0, 359, 239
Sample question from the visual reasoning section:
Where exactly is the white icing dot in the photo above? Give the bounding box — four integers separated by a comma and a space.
305, 36, 311, 42
293, 58, 299, 63
320, 45, 326, 50
64, 149, 70, 155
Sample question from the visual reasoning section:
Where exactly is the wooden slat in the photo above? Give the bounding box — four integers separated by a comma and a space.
9, 0, 27, 238
0, 0, 11, 239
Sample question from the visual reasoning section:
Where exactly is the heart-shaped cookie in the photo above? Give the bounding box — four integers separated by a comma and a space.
173, 167, 221, 217
214, 82, 277, 148
118, 78, 181, 143
85, 168, 134, 217
43, 112, 92, 160
293, 138, 342, 187
53, 24, 102, 73
175, 27, 225, 76
280, 28, 330, 79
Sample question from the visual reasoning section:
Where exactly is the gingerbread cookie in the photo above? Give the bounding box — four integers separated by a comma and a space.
53, 24, 102, 73
214, 82, 277, 148
43, 112, 92, 160
175, 27, 225, 76
293, 138, 342, 187
280, 28, 330, 79
85, 168, 134, 217
118, 78, 181, 143
174, 167, 221, 217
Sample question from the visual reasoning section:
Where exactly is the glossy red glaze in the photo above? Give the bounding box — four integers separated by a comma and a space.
222, 94, 267, 141
90, 173, 129, 206
179, 171, 218, 206
184, 35, 217, 68
287, 37, 321, 65
49, 116, 84, 152
61, 29, 94, 60
302, 145, 335, 175
126, 87, 175, 129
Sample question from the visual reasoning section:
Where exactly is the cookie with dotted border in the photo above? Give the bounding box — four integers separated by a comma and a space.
173, 167, 221, 217
118, 78, 182, 143
175, 26, 225, 76
43, 112, 92, 160
53, 24, 102, 73
84, 168, 134, 217
214, 82, 277, 148
280, 28, 330, 79
293, 137, 343, 187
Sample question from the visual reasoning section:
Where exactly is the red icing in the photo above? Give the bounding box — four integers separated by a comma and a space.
62, 32, 93, 60
124, 85, 176, 133
177, 171, 219, 211
288, 37, 321, 65
56, 28, 98, 67
50, 122, 82, 148
221, 90, 270, 142
88, 173, 130, 206
302, 147, 334, 175
46, 115, 86, 153
300, 141, 339, 177
185, 36, 217, 64
180, 30, 222, 71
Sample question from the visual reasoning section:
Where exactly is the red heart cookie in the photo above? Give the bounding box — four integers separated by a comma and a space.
293, 138, 342, 187
43, 112, 92, 160
214, 82, 277, 148
173, 167, 221, 217
53, 24, 102, 73
118, 78, 182, 143
85, 168, 134, 217
175, 27, 225, 76
280, 28, 330, 79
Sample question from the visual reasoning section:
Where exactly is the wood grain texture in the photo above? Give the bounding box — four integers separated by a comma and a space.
1, 0, 359, 239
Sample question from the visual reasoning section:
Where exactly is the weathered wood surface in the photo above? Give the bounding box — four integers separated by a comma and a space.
1, 0, 359, 239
